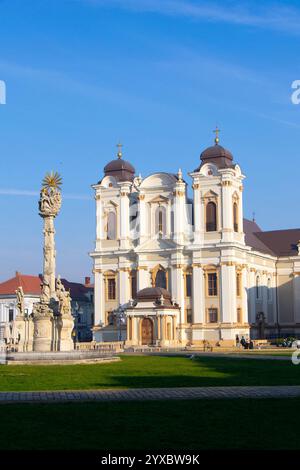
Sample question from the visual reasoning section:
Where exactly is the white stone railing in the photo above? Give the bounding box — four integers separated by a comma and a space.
75, 341, 124, 352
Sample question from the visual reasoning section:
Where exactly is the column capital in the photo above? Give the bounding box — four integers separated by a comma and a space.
136, 265, 148, 271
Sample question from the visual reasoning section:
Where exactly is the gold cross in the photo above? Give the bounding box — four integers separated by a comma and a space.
116, 142, 123, 158
213, 126, 220, 144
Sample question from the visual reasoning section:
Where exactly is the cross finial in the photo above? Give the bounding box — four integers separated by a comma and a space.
213, 126, 220, 144
116, 142, 123, 159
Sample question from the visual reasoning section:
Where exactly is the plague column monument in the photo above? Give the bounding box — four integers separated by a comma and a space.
32, 172, 74, 352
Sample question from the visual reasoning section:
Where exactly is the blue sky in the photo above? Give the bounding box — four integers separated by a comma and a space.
0, 0, 300, 282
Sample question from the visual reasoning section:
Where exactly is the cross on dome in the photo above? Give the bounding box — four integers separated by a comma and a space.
116, 142, 123, 159
213, 126, 220, 144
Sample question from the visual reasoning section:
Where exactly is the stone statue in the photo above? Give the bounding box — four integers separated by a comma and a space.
39, 186, 62, 217
40, 278, 51, 304
15, 286, 25, 317
56, 275, 72, 317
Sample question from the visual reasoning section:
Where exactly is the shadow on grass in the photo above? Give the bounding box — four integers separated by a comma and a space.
0, 355, 299, 391
1, 398, 300, 450
90, 355, 300, 389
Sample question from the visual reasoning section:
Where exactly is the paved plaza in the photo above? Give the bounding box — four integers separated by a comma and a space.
0, 385, 300, 403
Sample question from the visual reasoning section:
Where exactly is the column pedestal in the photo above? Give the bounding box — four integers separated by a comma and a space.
32, 303, 54, 352
58, 314, 74, 351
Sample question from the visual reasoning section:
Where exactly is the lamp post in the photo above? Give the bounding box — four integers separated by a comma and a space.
114, 306, 126, 341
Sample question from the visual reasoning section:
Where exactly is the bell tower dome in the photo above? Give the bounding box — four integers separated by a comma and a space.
190, 128, 245, 246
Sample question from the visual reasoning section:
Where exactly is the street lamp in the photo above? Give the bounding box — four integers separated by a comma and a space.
114, 306, 126, 341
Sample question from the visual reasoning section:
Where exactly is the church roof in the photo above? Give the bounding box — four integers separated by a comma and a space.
243, 219, 300, 257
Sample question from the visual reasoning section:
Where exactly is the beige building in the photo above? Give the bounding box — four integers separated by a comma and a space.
90, 136, 300, 347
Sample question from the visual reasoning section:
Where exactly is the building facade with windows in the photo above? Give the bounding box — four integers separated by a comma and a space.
0, 272, 94, 343
90, 137, 300, 347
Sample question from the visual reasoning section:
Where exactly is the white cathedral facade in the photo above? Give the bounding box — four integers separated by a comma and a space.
90, 135, 300, 347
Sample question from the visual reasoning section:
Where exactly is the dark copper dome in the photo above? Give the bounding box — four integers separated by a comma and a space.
104, 157, 135, 182
195, 143, 234, 171
136, 287, 173, 305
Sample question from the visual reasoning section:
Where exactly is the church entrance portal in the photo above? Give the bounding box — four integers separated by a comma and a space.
141, 318, 153, 345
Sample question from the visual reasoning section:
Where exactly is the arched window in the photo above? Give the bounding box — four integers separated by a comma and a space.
155, 270, 167, 289
206, 202, 217, 232
233, 202, 239, 232
256, 276, 260, 299
155, 206, 166, 236
107, 212, 116, 240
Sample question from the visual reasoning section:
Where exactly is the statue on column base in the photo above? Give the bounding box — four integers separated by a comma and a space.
56, 276, 75, 351
15, 286, 34, 352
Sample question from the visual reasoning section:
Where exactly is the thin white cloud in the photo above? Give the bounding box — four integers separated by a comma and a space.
82, 0, 300, 35
0, 189, 91, 200
0, 59, 145, 108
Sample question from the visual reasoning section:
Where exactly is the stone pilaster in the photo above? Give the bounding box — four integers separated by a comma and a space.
221, 180, 233, 243
293, 273, 300, 324
137, 266, 149, 291
94, 270, 105, 326
119, 184, 131, 249
192, 182, 203, 245
118, 268, 130, 305
173, 179, 186, 245
192, 264, 205, 323
220, 262, 236, 323
137, 193, 147, 244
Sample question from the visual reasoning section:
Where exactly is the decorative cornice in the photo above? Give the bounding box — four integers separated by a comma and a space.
192, 263, 203, 268
192, 183, 199, 190
137, 194, 145, 201
172, 263, 184, 269
221, 180, 232, 187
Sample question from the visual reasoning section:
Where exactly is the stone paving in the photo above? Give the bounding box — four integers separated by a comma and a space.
0, 385, 300, 403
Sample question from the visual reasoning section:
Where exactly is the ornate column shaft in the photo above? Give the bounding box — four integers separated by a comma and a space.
43, 215, 56, 297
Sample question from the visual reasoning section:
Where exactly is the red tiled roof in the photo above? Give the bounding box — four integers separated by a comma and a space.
0, 272, 41, 295
0, 273, 93, 300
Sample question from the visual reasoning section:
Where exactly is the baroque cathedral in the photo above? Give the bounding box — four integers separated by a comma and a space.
90, 132, 300, 347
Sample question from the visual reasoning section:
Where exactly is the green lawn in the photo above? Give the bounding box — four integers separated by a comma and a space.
0, 355, 299, 391
0, 398, 299, 450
